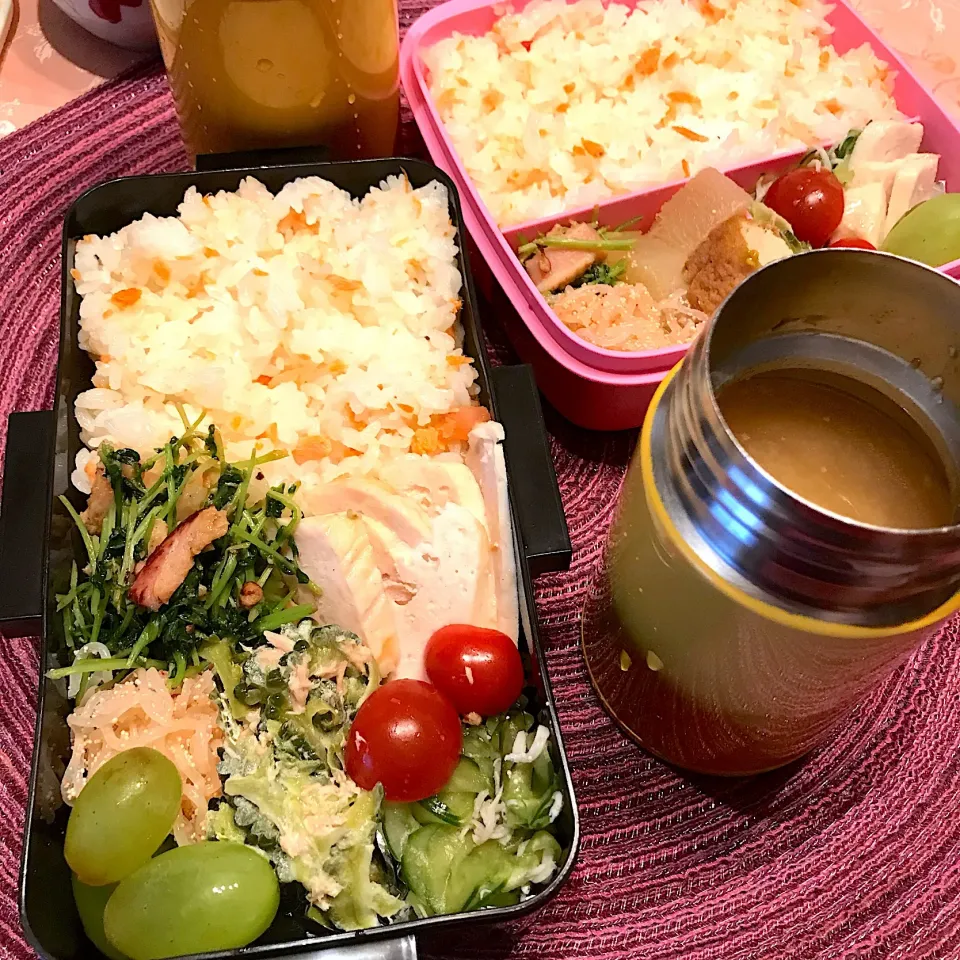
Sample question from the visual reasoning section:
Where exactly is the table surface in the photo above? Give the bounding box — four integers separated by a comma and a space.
2, 4, 960, 960
2, 0, 960, 132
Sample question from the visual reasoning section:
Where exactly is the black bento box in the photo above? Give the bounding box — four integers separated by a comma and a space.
0, 156, 579, 960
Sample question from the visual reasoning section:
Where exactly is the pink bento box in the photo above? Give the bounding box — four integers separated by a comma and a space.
400, 0, 960, 430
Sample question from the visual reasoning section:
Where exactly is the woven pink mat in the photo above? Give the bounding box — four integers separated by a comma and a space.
2, 50, 960, 960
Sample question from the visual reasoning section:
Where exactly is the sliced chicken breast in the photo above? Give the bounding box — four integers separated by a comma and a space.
306, 477, 432, 546
377, 456, 489, 531
296, 514, 400, 676
849, 121, 924, 166
466, 421, 520, 643
883, 153, 940, 237
832, 182, 887, 248
363, 503, 498, 682
850, 160, 900, 203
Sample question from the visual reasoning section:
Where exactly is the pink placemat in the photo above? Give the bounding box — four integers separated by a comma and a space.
2, 56, 960, 960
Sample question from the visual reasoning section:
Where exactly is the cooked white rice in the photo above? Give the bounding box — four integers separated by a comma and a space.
71, 175, 476, 511
423, 0, 904, 226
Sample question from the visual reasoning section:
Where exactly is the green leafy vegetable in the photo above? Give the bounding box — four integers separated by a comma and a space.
51, 424, 315, 692
517, 234, 635, 259
833, 128, 862, 162
516, 219, 639, 261
570, 260, 627, 288
212, 466, 244, 511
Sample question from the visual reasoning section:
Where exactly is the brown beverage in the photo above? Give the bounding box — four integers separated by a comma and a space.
151, 0, 400, 160
717, 371, 954, 530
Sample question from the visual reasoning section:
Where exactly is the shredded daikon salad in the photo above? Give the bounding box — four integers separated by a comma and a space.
61, 669, 224, 844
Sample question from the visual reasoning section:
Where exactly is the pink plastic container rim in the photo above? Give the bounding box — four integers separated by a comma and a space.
401, 0, 960, 386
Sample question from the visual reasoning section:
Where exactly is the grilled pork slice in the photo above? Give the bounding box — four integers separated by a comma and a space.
524, 222, 604, 293
129, 507, 229, 611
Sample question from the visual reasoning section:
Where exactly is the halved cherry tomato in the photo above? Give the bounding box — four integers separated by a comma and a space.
763, 168, 845, 248
828, 237, 877, 250
425, 625, 524, 717
344, 679, 461, 802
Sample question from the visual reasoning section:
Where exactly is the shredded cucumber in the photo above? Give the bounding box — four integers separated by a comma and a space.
415, 792, 476, 827
401, 825, 473, 914
382, 710, 564, 918
382, 804, 420, 861
444, 756, 492, 794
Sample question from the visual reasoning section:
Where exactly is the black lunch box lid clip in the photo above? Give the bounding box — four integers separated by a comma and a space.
0, 410, 54, 638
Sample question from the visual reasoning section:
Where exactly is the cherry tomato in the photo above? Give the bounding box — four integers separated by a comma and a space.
345, 679, 462, 802
763, 168, 845, 248
829, 237, 876, 250
424, 625, 525, 717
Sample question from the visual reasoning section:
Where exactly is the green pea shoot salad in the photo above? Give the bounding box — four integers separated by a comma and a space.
52, 418, 566, 960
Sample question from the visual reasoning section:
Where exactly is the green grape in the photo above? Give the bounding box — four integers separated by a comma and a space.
882, 193, 960, 267
103, 842, 280, 960
65, 748, 181, 886
72, 875, 128, 960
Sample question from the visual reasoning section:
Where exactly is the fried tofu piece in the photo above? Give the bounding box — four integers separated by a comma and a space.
683, 215, 792, 315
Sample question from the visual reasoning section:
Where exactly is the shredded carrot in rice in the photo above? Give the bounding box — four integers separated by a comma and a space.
328, 275, 363, 293
668, 91, 701, 107
673, 125, 710, 142
278, 210, 308, 235
412, 406, 491, 455
636, 44, 660, 76
110, 288, 141, 308
699, 0, 724, 23
411, 426, 442, 455
293, 436, 332, 463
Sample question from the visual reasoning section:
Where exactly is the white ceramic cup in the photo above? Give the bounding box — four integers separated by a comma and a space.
49, 0, 157, 50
